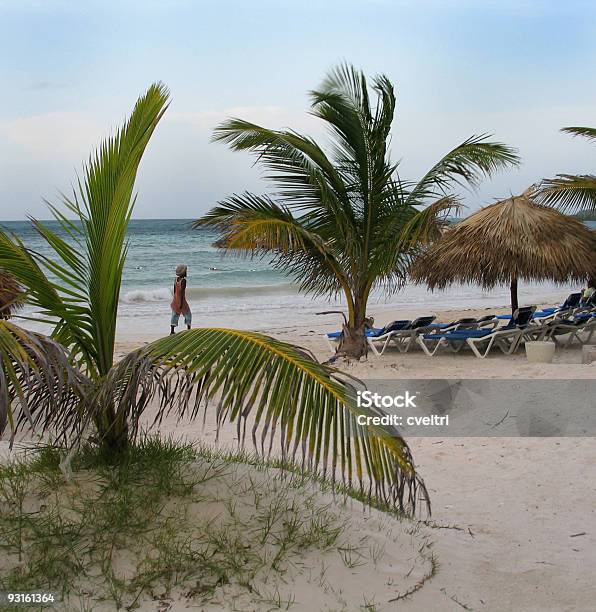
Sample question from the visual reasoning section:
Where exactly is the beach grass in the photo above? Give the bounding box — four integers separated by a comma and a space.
0, 437, 436, 611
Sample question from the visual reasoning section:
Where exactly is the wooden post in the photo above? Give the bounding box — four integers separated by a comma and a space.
510, 276, 518, 315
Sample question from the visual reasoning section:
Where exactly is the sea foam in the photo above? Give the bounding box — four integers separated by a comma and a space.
120, 283, 298, 303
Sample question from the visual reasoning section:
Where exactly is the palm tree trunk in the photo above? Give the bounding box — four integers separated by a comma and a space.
336, 296, 369, 359
95, 400, 129, 456
510, 276, 518, 315
100, 425, 129, 456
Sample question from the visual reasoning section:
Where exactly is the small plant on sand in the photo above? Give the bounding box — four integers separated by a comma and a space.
0, 440, 436, 610
196, 63, 519, 357
0, 82, 426, 514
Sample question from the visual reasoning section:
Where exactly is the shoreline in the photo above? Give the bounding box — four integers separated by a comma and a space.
114, 283, 578, 336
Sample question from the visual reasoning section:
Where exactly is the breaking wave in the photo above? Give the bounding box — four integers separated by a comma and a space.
120, 283, 299, 304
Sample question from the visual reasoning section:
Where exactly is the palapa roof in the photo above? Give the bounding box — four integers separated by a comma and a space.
410, 189, 596, 289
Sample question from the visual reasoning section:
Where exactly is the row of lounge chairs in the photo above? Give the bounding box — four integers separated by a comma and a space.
324, 293, 596, 359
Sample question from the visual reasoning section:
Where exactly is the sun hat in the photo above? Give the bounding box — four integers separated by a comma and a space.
175, 264, 187, 276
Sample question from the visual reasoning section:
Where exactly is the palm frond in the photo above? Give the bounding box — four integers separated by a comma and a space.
76, 82, 170, 377
0, 321, 90, 445
535, 125, 596, 214
406, 135, 520, 204
212, 119, 346, 198
400, 196, 461, 248
195, 193, 350, 299
537, 174, 596, 214
211, 118, 356, 235
0, 270, 24, 318
317, 62, 373, 124
101, 328, 429, 515
561, 126, 596, 142
0, 232, 96, 368
0, 85, 169, 379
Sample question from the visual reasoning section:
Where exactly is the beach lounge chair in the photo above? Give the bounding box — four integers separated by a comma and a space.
533, 292, 582, 321
415, 315, 499, 356
374, 315, 437, 355
419, 306, 536, 358
528, 311, 596, 347
467, 314, 500, 329
579, 292, 596, 309
425, 314, 498, 333
364, 320, 413, 355
324, 319, 411, 352
497, 293, 582, 322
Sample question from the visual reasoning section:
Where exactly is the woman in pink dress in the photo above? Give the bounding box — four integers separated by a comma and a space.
170, 264, 192, 334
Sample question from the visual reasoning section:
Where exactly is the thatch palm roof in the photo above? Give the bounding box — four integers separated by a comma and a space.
0, 269, 24, 319
410, 189, 596, 311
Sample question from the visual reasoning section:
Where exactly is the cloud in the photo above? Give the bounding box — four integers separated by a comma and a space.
0, 104, 321, 173
0, 112, 105, 159
167, 105, 322, 134
23, 81, 70, 91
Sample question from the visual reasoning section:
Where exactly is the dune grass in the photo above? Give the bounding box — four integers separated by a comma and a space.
0, 438, 437, 611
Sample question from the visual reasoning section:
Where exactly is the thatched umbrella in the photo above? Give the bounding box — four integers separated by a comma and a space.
410, 188, 596, 313
0, 269, 24, 319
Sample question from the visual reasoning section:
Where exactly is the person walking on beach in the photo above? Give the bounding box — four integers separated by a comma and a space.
170, 264, 191, 334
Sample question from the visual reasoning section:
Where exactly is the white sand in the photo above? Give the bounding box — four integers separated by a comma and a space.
3, 298, 595, 610
113, 301, 595, 610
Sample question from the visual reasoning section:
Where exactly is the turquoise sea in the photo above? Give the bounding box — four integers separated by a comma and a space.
1, 218, 592, 337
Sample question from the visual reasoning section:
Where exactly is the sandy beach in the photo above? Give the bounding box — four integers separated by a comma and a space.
115, 300, 596, 379
110, 300, 596, 611
2, 296, 594, 610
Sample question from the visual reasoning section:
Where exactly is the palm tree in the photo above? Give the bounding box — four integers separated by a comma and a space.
195, 64, 519, 357
0, 83, 428, 515
538, 127, 596, 215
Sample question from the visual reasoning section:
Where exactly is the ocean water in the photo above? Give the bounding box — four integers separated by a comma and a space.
1, 218, 592, 337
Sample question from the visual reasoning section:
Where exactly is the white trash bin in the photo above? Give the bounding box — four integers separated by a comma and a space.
525, 340, 556, 363
582, 345, 596, 365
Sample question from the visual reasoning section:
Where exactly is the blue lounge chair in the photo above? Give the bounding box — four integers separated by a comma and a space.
375, 315, 437, 355
418, 307, 536, 358
324, 319, 411, 352
533, 292, 582, 321
424, 314, 498, 333
498, 293, 582, 322
579, 292, 596, 309
526, 311, 596, 347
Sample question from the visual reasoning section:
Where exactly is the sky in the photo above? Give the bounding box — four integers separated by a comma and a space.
1, 0, 596, 220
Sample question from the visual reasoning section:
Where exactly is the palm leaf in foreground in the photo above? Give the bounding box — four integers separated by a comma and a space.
0, 83, 170, 452
0, 82, 170, 381
0, 320, 88, 445
102, 328, 429, 515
